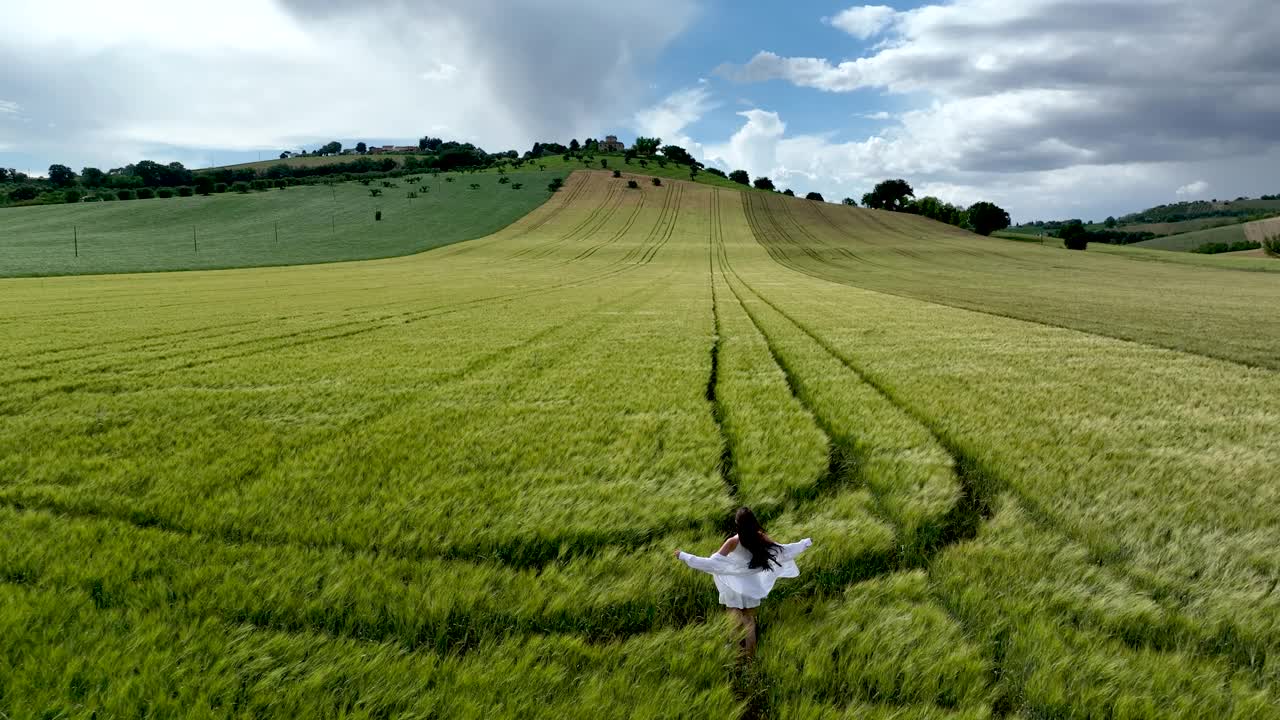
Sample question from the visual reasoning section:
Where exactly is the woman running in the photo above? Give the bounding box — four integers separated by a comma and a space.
674, 507, 813, 656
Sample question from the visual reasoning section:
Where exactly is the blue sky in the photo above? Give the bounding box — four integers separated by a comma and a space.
3, 1, 1279, 221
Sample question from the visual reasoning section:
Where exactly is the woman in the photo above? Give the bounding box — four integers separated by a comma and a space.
674, 507, 813, 656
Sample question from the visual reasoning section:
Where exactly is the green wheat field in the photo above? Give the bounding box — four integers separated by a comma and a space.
2, 171, 1278, 718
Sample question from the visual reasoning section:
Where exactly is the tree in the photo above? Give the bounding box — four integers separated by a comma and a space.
356, 142, 367, 154
318, 141, 342, 155
633, 136, 661, 155
652, 177, 662, 186
659, 144, 697, 166
279, 152, 289, 159
753, 176, 775, 191
1104, 216, 1117, 228
569, 139, 580, 152
194, 175, 215, 196
782, 188, 794, 196
729, 169, 750, 186
548, 177, 564, 193
842, 197, 857, 206
419, 136, 443, 152
48, 164, 76, 187
8, 185, 39, 202
600, 158, 608, 169
861, 178, 914, 211
80, 167, 106, 187
966, 201, 1011, 236
1059, 220, 1088, 250
805, 191, 824, 201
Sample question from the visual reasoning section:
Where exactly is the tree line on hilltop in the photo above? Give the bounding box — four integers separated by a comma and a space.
1, 135, 1009, 237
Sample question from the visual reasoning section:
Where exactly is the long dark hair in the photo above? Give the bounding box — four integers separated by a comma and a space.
735, 507, 781, 570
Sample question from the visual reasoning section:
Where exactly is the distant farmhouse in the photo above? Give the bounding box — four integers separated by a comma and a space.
600, 135, 625, 153
369, 145, 419, 154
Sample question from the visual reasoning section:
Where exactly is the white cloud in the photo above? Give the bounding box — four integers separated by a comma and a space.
632, 83, 719, 160
0, 100, 20, 114
0, 1, 697, 169
419, 63, 458, 82
859, 111, 892, 120
1176, 180, 1209, 197
707, 0, 1280, 218
826, 5, 898, 39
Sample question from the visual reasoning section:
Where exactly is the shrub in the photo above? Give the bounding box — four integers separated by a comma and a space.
136, 187, 156, 199
1192, 240, 1261, 254
600, 159, 608, 169
782, 189, 794, 196
729, 170, 749, 185
375, 210, 382, 221
498, 176, 510, 184
61, 189, 83, 203
627, 180, 639, 189
369, 188, 382, 197
116, 189, 136, 201
548, 178, 564, 193
651, 177, 662, 186
407, 191, 418, 199
83, 193, 102, 202
156, 188, 175, 199
446, 177, 455, 182
512, 183, 523, 190
177, 186, 194, 197
360, 178, 372, 186
194, 176, 214, 195
7, 185, 39, 202
275, 180, 288, 189
231, 181, 250, 194
753, 176, 775, 191
705, 168, 726, 178
612, 169, 622, 178
99, 193, 116, 202
805, 191, 825, 202
251, 180, 270, 191
214, 183, 228, 194
469, 183, 480, 190
1264, 235, 1280, 256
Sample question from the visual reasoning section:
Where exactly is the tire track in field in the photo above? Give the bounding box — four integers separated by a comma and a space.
0, 270, 694, 565
619, 183, 676, 265
0, 253, 655, 406
568, 192, 646, 263
0, 503, 722, 658
639, 183, 684, 264
526, 180, 626, 260
728, 215, 1275, 689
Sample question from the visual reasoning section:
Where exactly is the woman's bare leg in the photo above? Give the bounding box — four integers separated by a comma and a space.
741, 608, 758, 657
726, 608, 758, 658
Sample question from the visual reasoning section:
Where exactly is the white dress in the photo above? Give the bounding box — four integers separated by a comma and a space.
678, 538, 813, 609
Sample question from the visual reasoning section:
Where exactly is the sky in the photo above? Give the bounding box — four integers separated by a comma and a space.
2, 0, 1279, 222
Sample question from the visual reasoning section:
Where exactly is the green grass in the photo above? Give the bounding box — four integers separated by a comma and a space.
2, 172, 1278, 718
1134, 222, 1249, 251
0, 170, 558, 277
204, 153, 421, 172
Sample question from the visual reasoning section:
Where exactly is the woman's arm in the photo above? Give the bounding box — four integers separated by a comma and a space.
776, 537, 813, 562
674, 536, 739, 572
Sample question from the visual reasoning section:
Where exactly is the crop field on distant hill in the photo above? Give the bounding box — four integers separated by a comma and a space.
2, 171, 1277, 718
0, 169, 559, 277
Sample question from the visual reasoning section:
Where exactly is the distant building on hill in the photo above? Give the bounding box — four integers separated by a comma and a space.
371, 145, 418, 154
600, 135, 625, 152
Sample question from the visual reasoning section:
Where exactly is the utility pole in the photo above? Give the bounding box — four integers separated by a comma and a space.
275, 221, 279, 243
73, 225, 78, 257
193, 227, 198, 253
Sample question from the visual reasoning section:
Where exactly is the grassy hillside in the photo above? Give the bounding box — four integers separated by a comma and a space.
0, 169, 559, 277
3, 173, 1278, 717
1133, 222, 1249, 251
205, 154, 420, 172
741, 190, 1280, 367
